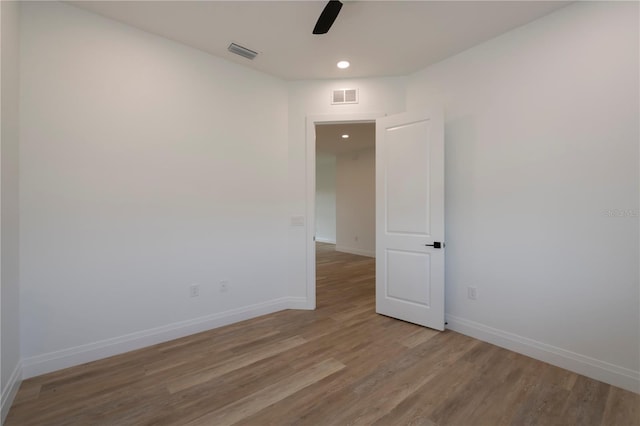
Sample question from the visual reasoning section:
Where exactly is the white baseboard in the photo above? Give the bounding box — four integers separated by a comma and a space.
21, 297, 305, 380
335, 245, 375, 258
445, 314, 640, 394
1, 360, 22, 424
286, 296, 313, 310
315, 237, 336, 244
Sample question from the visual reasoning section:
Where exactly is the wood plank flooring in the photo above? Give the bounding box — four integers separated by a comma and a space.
6, 243, 639, 425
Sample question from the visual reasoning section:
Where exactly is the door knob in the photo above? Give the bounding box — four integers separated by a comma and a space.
425, 242, 444, 249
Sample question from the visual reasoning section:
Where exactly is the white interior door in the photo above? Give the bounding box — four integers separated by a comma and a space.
375, 109, 445, 330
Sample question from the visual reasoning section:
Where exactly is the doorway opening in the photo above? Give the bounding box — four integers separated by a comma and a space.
304, 113, 383, 309
314, 122, 376, 308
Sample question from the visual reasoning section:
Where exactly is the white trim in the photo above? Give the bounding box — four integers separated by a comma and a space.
306, 112, 385, 312
286, 296, 314, 310
315, 237, 336, 244
335, 245, 375, 258
1, 360, 22, 424
21, 297, 305, 380
446, 314, 640, 394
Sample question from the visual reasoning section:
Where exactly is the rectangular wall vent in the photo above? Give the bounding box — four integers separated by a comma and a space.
228, 43, 258, 60
332, 88, 359, 105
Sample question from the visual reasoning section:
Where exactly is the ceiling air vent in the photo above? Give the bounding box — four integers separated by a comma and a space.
228, 43, 258, 60
332, 88, 358, 105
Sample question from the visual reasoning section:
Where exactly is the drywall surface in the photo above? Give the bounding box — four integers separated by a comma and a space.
315, 154, 336, 244
1, 0, 22, 419
287, 77, 406, 298
407, 1, 639, 385
336, 148, 375, 257
19, 2, 289, 370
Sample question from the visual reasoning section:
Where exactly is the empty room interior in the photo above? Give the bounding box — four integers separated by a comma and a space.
1, 1, 639, 425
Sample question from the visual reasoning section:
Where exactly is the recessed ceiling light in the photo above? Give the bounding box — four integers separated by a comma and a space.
341, 134, 349, 139
337, 60, 350, 69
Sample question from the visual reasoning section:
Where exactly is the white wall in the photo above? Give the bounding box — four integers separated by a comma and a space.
336, 148, 375, 257
407, 1, 639, 391
287, 77, 406, 300
19, 1, 290, 377
315, 154, 336, 244
1, 0, 22, 421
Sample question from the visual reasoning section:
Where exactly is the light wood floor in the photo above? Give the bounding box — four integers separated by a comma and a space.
6, 243, 639, 425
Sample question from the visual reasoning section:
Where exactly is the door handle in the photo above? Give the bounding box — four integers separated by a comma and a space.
425, 242, 444, 249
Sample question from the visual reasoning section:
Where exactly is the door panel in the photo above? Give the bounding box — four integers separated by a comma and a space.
385, 120, 431, 235
376, 109, 444, 330
386, 249, 431, 306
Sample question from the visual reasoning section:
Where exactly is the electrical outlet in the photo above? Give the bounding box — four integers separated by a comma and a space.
220, 280, 229, 293
467, 286, 478, 300
190, 284, 200, 298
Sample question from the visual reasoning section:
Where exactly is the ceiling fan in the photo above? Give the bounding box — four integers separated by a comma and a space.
313, 0, 343, 34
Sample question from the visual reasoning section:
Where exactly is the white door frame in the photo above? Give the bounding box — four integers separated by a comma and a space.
305, 112, 385, 309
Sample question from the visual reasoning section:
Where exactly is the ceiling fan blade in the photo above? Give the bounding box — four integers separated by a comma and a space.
313, 0, 343, 34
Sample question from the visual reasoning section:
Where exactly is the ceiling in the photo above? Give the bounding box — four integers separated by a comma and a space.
316, 122, 375, 155
68, 1, 570, 81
